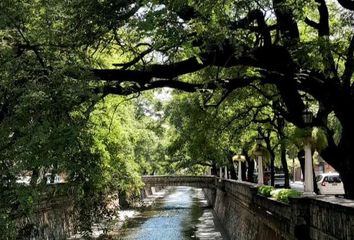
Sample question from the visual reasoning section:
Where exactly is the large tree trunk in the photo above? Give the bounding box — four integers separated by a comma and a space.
340, 164, 354, 199
30, 168, 40, 186
270, 156, 275, 186
313, 165, 319, 194
241, 161, 247, 181
321, 110, 354, 199
211, 163, 218, 176
247, 159, 255, 182
339, 124, 354, 199
328, 124, 354, 199
263, 133, 275, 186
244, 149, 255, 182
280, 143, 290, 188
277, 116, 290, 188
227, 156, 237, 180
330, 150, 354, 199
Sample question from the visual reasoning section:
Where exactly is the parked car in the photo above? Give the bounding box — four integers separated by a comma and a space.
16, 176, 31, 185
45, 174, 63, 184
262, 173, 286, 187
316, 173, 345, 195
253, 173, 271, 184
274, 173, 286, 187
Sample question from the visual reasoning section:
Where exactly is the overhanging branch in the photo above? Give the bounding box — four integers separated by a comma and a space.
337, 0, 354, 10
343, 35, 354, 88
230, 9, 272, 46
93, 56, 206, 82
102, 76, 258, 96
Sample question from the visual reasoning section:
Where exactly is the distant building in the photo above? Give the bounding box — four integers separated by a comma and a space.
314, 156, 336, 175
293, 156, 336, 181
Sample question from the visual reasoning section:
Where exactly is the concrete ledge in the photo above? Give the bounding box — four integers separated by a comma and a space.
201, 178, 354, 240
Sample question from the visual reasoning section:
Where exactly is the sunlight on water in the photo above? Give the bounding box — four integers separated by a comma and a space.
117, 187, 227, 240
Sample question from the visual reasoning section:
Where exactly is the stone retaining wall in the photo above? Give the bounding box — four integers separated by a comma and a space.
13, 184, 164, 239
204, 179, 354, 240
16, 196, 74, 240
11, 178, 354, 239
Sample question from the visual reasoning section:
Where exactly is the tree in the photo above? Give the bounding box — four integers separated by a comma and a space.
165, 93, 230, 175
164, 88, 282, 180
2, 0, 354, 201
0, 1, 172, 235
87, 1, 354, 199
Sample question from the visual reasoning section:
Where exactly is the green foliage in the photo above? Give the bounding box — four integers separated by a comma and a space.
164, 83, 286, 174
290, 127, 328, 152
258, 185, 302, 203
0, 213, 16, 240
165, 91, 244, 171
248, 144, 271, 163
0, 89, 167, 235
0, 0, 353, 234
257, 185, 275, 197
0, 0, 172, 232
270, 188, 302, 203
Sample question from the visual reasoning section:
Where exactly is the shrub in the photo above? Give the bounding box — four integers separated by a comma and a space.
270, 188, 302, 203
257, 185, 275, 197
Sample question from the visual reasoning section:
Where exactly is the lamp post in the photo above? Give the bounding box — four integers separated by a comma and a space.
302, 108, 314, 195
254, 135, 264, 185
232, 154, 246, 181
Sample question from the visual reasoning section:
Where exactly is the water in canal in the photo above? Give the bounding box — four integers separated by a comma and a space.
116, 186, 227, 240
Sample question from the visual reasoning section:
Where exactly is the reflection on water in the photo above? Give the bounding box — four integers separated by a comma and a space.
117, 187, 226, 240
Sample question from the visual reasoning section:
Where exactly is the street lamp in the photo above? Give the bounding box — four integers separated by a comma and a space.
302, 108, 314, 195
254, 134, 264, 185
232, 154, 246, 181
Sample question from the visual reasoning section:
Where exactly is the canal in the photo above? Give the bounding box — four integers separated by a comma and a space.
116, 186, 228, 240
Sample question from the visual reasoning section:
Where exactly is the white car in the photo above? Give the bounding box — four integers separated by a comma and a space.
46, 174, 63, 184
316, 173, 345, 195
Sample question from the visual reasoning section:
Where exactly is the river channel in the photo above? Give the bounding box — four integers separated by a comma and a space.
116, 186, 228, 240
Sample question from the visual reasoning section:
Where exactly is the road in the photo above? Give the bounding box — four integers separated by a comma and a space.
290, 181, 304, 192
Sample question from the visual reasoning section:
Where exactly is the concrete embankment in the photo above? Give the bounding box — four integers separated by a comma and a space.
203, 179, 354, 240
14, 185, 166, 240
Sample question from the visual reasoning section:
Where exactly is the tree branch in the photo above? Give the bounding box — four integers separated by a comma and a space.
204, 89, 232, 108
337, 0, 354, 10
343, 35, 354, 88
306, 0, 338, 79
173, 5, 201, 21
93, 43, 297, 87
93, 56, 206, 82
304, 17, 319, 29
230, 9, 272, 46
15, 26, 46, 68
316, 0, 330, 37
102, 76, 257, 97
272, 0, 300, 44
112, 48, 153, 69
224, 103, 270, 129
